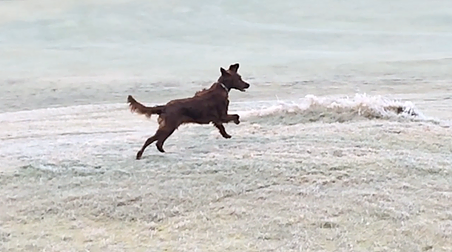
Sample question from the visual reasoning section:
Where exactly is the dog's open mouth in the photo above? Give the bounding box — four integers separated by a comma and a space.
240, 86, 249, 92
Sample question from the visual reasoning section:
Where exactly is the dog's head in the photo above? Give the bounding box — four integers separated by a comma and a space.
218, 63, 250, 92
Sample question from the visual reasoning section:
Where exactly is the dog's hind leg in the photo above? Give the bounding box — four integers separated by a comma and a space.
213, 122, 231, 139
155, 127, 176, 153
136, 133, 159, 160
136, 127, 176, 159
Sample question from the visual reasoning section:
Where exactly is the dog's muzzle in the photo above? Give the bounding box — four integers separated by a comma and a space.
241, 83, 250, 91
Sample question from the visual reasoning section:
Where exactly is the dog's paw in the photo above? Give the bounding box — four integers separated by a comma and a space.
233, 115, 240, 125
223, 134, 232, 139
136, 151, 143, 160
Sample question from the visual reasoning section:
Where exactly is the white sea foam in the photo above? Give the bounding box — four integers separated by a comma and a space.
238, 93, 424, 123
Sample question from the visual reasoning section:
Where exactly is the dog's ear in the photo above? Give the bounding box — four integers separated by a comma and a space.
220, 67, 230, 76
228, 63, 239, 72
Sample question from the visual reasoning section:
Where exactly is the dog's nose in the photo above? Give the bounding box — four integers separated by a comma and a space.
245, 83, 250, 88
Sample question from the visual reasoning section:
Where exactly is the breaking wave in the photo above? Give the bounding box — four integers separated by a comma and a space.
238, 93, 425, 125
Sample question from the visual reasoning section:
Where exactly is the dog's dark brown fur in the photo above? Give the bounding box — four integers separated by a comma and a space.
127, 63, 250, 160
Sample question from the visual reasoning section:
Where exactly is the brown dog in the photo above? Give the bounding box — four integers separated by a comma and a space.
127, 63, 250, 160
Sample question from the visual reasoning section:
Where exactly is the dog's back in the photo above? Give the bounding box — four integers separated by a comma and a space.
166, 83, 229, 125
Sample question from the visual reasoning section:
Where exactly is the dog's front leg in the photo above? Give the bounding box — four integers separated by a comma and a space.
221, 114, 240, 125
213, 122, 232, 139
230, 114, 240, 124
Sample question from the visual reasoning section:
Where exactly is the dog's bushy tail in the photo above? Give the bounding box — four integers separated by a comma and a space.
127, 95, 165, 118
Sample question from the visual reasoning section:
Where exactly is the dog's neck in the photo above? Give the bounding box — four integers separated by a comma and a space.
218, 82, 229, 93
